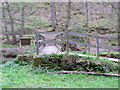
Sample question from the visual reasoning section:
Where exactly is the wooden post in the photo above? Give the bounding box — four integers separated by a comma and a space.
88, 37, 90, 52
85, 37, 87, 52
65, 1, 71, 53
108, 40, 111, 57
96, 36, 99, 58
36, 33, 39, 55
66, 30, 69, 53
19, 39, 22, 47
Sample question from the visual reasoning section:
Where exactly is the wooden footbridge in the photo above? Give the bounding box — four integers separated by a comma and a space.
36, 31, 65, 55
35, 31, 119, 62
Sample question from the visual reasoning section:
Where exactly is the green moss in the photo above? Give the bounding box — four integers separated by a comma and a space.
100, 52, 120, 59
32, 53, 118, 73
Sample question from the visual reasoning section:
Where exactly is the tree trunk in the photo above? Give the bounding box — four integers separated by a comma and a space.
118, 2, 120, 50
5, 2, 17, 44
50, 2, 58, 31
65, 1, 71, 53
85, 1, 90, 52
2, 3, 10, 42
85, 2, 89, 27
107, 2, 118, 22
20, 4, 25, 36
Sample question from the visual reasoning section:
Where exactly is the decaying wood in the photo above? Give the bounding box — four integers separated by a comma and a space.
47, 71, 120, 77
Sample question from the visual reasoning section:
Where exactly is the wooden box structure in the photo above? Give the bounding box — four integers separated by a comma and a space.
20, 37, 32, 47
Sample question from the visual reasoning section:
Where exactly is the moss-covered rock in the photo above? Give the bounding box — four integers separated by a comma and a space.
100, 52, 120, 59
110, 53, 120, 58
18, 54, 33, 63
32, 54, 118, 73
33, 54, 63, 68
76, 60, 114, 72
2, 49, 19, 58
33, 56, 44, 67
60, 55, 79, 70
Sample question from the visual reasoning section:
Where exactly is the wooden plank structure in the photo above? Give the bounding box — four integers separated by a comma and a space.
68, 31, 119, 58
35, 31, 119, 58
35, 31, 65, 55
19, 37, 32, 47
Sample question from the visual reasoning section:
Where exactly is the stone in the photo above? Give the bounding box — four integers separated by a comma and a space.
63, 55, 77, 65
61, 43, 81, 51
3, 52, 17, 58
2, 48, 26, 58
60, 55, 79, 70
33, 56, 43, 67
18, 54, 33, 63
100, 52, 120, 58
76, 59, 114, 72
32, 54, 117, 72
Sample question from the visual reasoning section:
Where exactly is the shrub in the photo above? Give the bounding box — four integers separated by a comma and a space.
3, 58, 29, 68
111, 42, 117, 46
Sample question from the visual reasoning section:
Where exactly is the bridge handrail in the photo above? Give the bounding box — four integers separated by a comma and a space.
68, 31, 119, 58
69, 32, 118, 42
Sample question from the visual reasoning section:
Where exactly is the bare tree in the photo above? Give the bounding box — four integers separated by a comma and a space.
2, 3, 10, 42
20, 3, 25, 36
102, 2, 118, 20
108, 2, 119, 17
118, 2, 120, 48
5, 2, 17, 44
50, 2, 58, 31
85, 1, 90, 52
65, 0, 71, 53
85, 1, 89, 27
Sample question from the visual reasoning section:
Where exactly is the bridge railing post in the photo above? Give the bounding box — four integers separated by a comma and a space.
36, 32, 39, 55
96, 36, 99, 58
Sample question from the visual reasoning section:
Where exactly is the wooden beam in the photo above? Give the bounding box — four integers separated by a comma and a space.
36, 31, 64, 35
96, 36, 99, 58
69, 41, 95, 47
69, 41, 119, 52
69, 32, 118, 41
35, 32, 39, 55
47, 71, 120, 77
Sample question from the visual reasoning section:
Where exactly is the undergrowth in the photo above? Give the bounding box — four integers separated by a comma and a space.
0, 53, 119, 88
0, 59, 119, 88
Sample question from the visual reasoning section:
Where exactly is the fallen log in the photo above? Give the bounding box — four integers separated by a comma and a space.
47, 71, 120, 77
